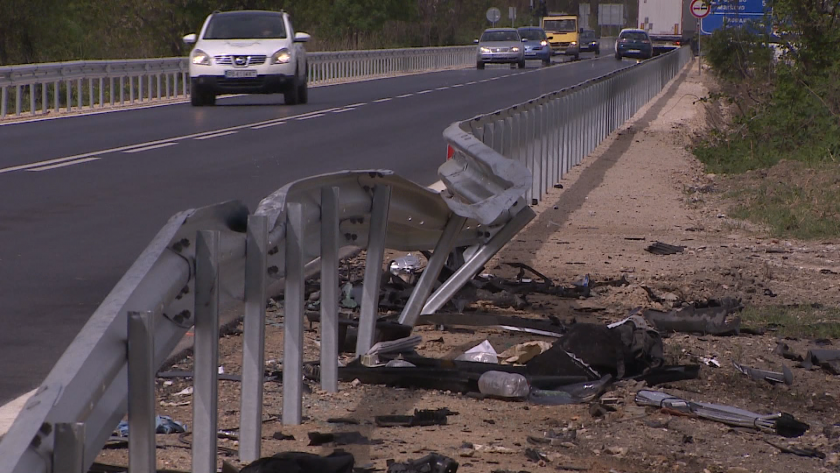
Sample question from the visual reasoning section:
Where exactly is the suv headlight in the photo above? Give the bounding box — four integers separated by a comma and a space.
540, 40, 548, 46
511, 46, 520, 52
191, 49, 211, 66
271, 48, 292, 64
480, 47, 491, 53
571, 41, 577, 46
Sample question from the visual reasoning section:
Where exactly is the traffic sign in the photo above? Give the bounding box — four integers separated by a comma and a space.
486, 7, 501, 24
690, 0, 711, 19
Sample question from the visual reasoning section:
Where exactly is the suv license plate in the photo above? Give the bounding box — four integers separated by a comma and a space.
225, 70, 257, 78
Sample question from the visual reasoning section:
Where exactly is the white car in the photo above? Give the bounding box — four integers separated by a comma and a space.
183, 10, 310, 106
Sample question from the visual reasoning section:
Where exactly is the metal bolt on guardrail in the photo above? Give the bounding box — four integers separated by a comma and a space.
0, 46, 475, 120
0, 46, 694, 473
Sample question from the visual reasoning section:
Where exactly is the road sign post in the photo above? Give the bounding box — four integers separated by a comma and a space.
689, 0, 711, 76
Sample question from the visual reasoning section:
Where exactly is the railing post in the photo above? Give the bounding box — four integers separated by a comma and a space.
41, 82, 48, 114
99, 78, 104, 108
88, 78, 94, 110
192, 230, 220, 473
320, 187, 340, 393
54, 422, 86, 473
77, 78, 82, 110
127, 310, 156, 473
355, 184, 392, 356
240, 215, 267, 463
29, 84, 36, 116
1, 86, 7, 118
283, 202, 305, 425
15, 84, 21, 116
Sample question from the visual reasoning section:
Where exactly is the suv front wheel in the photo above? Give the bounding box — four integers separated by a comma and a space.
190, 87, 216, 106
284, 74, 308, 105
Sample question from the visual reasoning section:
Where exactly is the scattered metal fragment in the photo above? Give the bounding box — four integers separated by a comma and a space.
773, 342, 804, 362
801, 349, 840, 375
635, 390, 810, 438
764, 439, 826, 459
645, 242, 685, 255
271, 431, 295, 441
524, 448, 549, 463
389, 253, 423, 284
732, 361, 793, 385
327, 417, 360, 425
366, 335, 423, 356
386, 453, 459, 473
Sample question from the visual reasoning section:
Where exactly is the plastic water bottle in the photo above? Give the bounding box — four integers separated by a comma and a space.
478, 371, 530, 399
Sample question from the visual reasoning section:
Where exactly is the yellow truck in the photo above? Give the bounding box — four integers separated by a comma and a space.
541, 14, 580, 60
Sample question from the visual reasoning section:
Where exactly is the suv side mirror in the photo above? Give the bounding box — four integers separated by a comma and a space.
183, 33, 197, 44
522, 38, 528, 42
293, 32, 311, 43
474, 39, 479, 44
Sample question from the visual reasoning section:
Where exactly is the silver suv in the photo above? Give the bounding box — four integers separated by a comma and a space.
476, 28, 526, 69
183, 10, 310, 106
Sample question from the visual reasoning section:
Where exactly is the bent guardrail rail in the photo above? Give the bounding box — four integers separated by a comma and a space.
0, 46, 475, 120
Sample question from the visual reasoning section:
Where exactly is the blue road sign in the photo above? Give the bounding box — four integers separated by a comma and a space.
701, 0, 771, 35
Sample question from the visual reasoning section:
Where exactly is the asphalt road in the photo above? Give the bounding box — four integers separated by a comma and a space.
0, 54, 633, 404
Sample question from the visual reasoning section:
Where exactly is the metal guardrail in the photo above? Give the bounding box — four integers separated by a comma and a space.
0, 46, 475, 120
445, 46, 694, 205
0, 46, 694, 473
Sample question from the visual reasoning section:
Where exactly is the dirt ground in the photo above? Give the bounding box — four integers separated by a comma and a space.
96, 59, 840, 473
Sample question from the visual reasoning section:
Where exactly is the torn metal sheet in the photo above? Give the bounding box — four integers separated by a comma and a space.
645, 241, 686, 255
733, 361, 793, 385
801, 349, 840, 375
635, 390, 809, 438
642, 298, 743, 336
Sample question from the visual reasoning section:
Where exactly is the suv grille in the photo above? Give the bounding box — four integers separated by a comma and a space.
214, 55, 267, 67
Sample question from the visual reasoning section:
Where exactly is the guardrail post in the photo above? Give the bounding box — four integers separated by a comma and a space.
355, 185, 392, 356
165, 74, 170, 99
99, 78, 104, 108
399, 214, 467, 327
156, 74, 162, 100
320, 187, 340, 393
139, 75, 144, 103
29, 84, 36, 116
54, 422, 86, 473
283, 202, 305, 425
240, 214, 267, 463
88, 79, 94, 110
193, 230, 220, 473
77, 78, 82, 110
127, 310, 156, 473
1, 86, 7, 118
15, 84, 21, 116
422, 207, 535, 314
41, 83, 48, 114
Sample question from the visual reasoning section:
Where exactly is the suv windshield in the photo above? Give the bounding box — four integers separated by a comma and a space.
620, 32, 648, 41
481, 30, 520, 42
581, 31, 595, 40
204, 12, 287, 40
518, 29, 547, 41
543, 19, 576, 33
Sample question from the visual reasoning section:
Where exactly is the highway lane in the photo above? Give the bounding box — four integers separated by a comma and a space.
0, 55, 633, 404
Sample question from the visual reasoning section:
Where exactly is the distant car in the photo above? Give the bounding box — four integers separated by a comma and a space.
183, 10, 310, 106
615, 29, 653, 60
517, 27, 551, 66
476, 28, 526, 69
579, 29, 600, 55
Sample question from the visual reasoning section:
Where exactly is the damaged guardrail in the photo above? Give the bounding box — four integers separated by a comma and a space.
0, 46, 475, 120
0, 144, 533, 471
444, 46, 694, 205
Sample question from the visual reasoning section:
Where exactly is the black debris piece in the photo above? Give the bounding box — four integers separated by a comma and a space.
642, 298, 743, 336
386, 453, 459, 473
645, 241, 685, 255
271, 432, 295, 441
327, 417, 361, 425
524, 448, 548, 463
239, 450, 355, 473
801, 349, 840, 375
773, 342, 804, 362
631, 365, 700, 386
764, 439, 826, 459
307, 431, 381, 446
375, 408, 457, 427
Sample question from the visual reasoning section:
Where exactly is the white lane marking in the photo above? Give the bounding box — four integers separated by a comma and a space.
0, 389, 36, 437
396, 93, 413, 98
452, 84, 464, 88
0, 107, 341, 174
251, 121, 286, 130
123, 142, 179, 153
374, 98, 393, 103
416, 90, 432, 95
346, 103, 366, 107
466, 81, 477, 85
194, 131, 238, 141
27, 157, 100, 171
331, 108, 355, 114
436, 86, 450, 91
295, 114, 324, 121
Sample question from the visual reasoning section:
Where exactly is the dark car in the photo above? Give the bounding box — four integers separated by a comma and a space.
517, 27, 552, 66
579, 29, 600, 55
615, 29, 653, 60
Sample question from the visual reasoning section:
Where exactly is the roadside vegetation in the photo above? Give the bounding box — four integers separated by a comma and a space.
694, 0, 840, 240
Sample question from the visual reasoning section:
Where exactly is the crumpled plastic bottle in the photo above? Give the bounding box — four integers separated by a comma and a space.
478, 370, 530, 399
